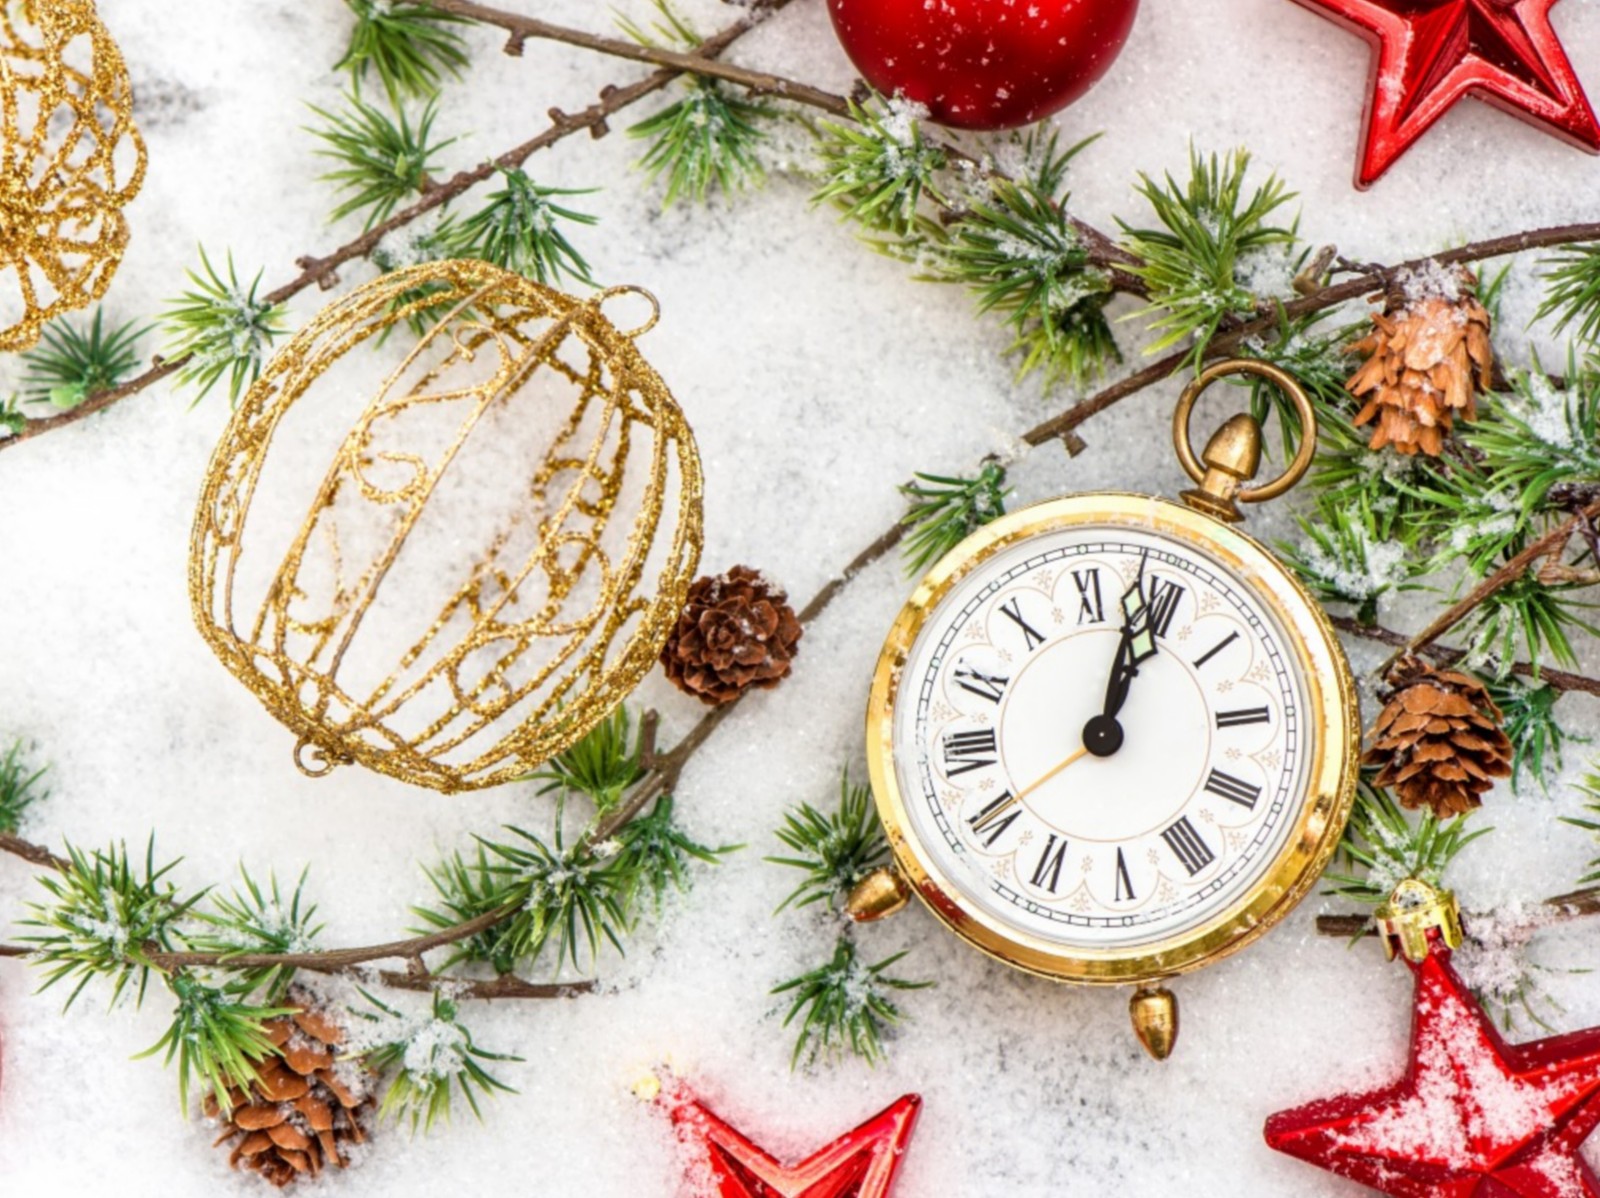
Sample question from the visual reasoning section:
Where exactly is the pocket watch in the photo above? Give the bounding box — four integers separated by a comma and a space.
858, 361, 1359, 1059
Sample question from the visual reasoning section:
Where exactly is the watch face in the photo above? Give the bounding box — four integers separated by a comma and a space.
872, 495, 1354, 980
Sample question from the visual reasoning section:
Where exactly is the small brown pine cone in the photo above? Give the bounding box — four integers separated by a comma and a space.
661, 566, 802, 705
1347, 267, 1494, 456
1363, 660, 1512, 818
204, 989, 374, 1188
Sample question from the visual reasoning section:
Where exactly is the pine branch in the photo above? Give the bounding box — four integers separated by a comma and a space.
768, 768, 889, 912
0, 0, 793, 451
898, 463, 1010, 575
336, 0, 473, 103
359, 990, 520, 1130
161, 248, 288, 405
1322, 779, 1490, 909
0, 741, 47, 835
19, 308, 146, 409
440, 166, 598, 284
771, 936, 931, 1069
307, 90, 456, 228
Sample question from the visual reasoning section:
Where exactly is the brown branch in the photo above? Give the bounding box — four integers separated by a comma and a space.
1379, 501, 1600, 676
0, 2, 792, 454
1317, 883, 1600, 939
373, 969, 595, 1000
1328, 616, 1600, 698
0, 831, 67, 871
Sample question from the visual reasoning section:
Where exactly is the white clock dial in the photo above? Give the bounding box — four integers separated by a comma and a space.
891, 524, 1312, 952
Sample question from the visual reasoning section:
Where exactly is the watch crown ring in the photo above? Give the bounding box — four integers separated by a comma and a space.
1172, 360, 1317, 513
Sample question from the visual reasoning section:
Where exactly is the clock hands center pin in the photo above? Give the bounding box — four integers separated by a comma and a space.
1084, 559, 1159, 759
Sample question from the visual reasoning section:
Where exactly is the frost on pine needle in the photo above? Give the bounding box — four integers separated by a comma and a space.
161, 247, 288, 405
336, 0, 472, 104
441, 166, 598, 286
357, 991, 518, 1132
898, 462, 1012, 576
307, 90, 457, 229
623, 2, 773, 209
185, 867, 325, 1003
1454, 901, 1564, 1031
768, 767, 892, 912
1119, 145, 1299, 365
22, 837, 201, 1009
1457, 573, 1594, 681
813, 94, 946, 237
0, 738, 48, 834
1325, 780, 1490, 910
771, 937, 931, 1069
1280, 496, 1414, 626
139, 974, 293, 1115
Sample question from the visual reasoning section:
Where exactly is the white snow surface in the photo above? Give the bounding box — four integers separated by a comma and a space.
3, 1, 1600, 1194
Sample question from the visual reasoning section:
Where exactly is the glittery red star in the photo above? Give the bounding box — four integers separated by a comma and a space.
1266, 940, 1600, 1197
1286, 0, 1600, 187
661, 1081, 921, 1198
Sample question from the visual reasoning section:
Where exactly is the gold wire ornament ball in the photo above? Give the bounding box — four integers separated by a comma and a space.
189, 261, 705, 793
0, 0, 146, 352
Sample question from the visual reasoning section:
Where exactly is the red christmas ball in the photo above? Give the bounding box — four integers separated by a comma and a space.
826, 0, 1139, 131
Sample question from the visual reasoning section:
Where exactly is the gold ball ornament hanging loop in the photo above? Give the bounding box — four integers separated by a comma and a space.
1172, 359, 1317, 523
0, 0, 147, 352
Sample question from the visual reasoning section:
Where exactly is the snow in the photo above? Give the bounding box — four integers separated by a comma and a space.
3, 0, 1600, 1195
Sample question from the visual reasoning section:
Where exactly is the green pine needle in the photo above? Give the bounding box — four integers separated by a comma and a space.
767, 768, 890, 913
1461, 363, 1600, 518
307, 90, 456, 229
362, 991, 519, 1133
813, 95, 946, 237
0, 394, 24, 437
605, 794, 738, 915
927, 140, 1117, 389
1120, 146, 1298, 363
1324, 779, 1491, 908
1460, 572, 1596, 679
1536, 242, 1600, 347
624, 1, 772, 208
1562, 767, 1600, 884
22, 838, 200, 1010
1487, 678, 1577, 794
414, 846, 519, 973
139, 974, 292, 1114
772, 936, 931, 1069
524, 704, 647, 815
19, 307, 146, 409
899, 463, 1011, 575
441, 166, 598, 284
0, 740, 47, 835
336, 0, 472, 103
1278, 495, 1416, 626
185, 868, 324, 1002
162, 247, 288, 405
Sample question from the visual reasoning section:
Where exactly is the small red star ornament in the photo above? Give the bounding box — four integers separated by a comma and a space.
658, 1077, 921, 1198
1266, 937, 1600, 1196
1286, 0, 1600, 187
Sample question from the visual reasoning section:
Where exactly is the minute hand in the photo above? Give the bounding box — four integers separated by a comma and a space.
1103, 584, 1158, 720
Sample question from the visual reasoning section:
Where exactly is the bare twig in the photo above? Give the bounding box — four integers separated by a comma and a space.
0, 1, 793, 453
1328, 615, 1600, 699
1318, 884, 1600, 939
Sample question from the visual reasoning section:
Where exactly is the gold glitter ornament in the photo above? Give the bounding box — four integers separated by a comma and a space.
190, 261, 703, 793
0, 0, 145, 352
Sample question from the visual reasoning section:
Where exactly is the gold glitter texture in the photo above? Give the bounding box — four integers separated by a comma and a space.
190, 261, 704, 793
0, 0, 145, 351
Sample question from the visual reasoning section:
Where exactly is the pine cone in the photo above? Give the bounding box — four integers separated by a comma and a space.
661, 566, 802, 705
205, 991, 373, 1188
1346, 268, 1494, 456
1364, 661, 1512, 817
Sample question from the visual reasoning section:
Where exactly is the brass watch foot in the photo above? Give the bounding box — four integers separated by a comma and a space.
845, 866, 912, 922
1130, 986, 1179, 1061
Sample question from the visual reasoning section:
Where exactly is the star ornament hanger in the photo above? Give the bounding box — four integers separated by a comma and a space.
1265, 941, 1600, 1197
1287, 0, 1600, 187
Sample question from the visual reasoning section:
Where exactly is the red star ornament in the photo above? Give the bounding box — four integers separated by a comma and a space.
1265, 938, 1600, 1197
661, 1080, 921, 1198
1286, 0, 1600, 188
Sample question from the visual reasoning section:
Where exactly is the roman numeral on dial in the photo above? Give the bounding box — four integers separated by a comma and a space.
953, 664, 1009, 704
1193, 631, 1240, 669
1161, 817, 1215, 876
1072, 568, 1105, 625
1144, 576, 1186, 638
1114, 848, 1136, 902
999, 597, 1046, 651
1030, 834, 1069, 893
967, 792, 1020, 847
1216, 706, 1271, 728
1204, 769, 1262, 809
942, 729, 998, 777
